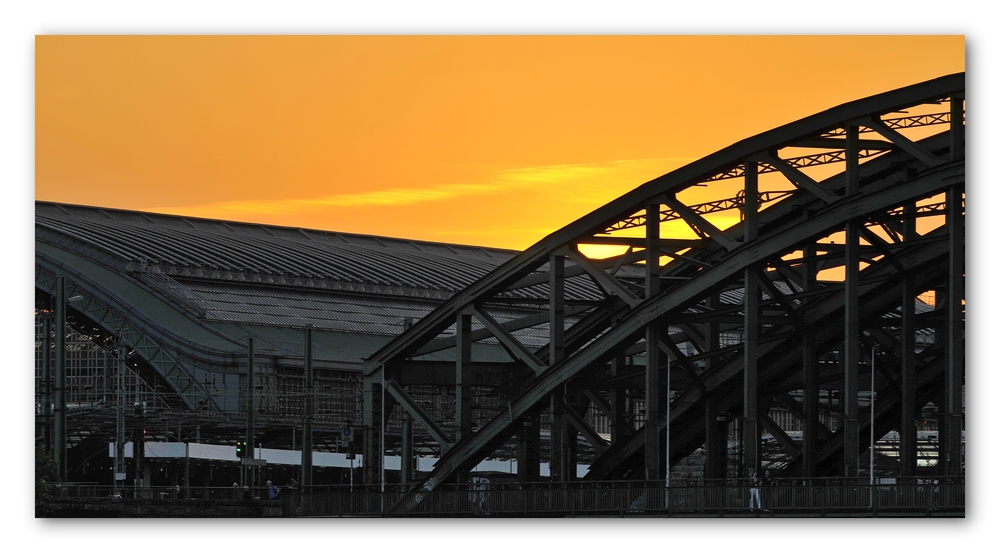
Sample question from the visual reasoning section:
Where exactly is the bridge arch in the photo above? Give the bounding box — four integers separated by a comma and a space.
361, 73, 964, 510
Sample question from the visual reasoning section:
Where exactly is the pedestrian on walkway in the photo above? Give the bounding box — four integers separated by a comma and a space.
749, 471, 762, 511
762, 470, 775, 512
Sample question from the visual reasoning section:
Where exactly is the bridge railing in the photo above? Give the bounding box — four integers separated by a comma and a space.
41, 479, 964, 517
284, 478, 964, 517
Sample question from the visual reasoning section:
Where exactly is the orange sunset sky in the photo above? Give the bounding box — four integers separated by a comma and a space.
35, 35, 965, 251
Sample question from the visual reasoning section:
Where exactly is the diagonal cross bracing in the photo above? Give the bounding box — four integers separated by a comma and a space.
472, 307, 546, 374
384, 379, 454, 448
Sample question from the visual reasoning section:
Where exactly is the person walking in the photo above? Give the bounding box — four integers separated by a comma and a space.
762, 470, 775, 512
267, 480, 280, 500
749, 471, 762, 511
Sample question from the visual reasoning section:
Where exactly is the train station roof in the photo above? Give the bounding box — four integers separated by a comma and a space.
36, 201, 601, 367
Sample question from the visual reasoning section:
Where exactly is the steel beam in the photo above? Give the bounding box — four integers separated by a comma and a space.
362, 377, 379, 486
567, 249, 641, 307
662, 194, 739, 251
867, 117, 943, 167
516, 414, 540, 483
764, 153, 840, 204
456, 311, 473, 443
742, 161, 760, 477
704, 293, 727, 480
946, 185, 964, 478
549, 253, 569, 482
842, 125, 861, 478
951, 93, 965, 161
802, 243, 819, 479
644, 203, 661, 481
473, 308, 545, 374
384, 378, 453, 448
899, 204, 917, 478
609, 332, 630, 446
401, 410, 414, 487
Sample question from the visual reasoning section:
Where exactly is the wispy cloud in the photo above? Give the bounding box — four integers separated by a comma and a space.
304, 183, 505, 208
496, 158, 681, 186
146, 157, 694, 218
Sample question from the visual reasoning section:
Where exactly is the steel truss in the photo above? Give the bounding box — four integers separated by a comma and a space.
361, 73, 964, 513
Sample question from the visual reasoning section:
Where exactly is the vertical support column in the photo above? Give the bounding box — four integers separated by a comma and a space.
803, 243, 819, 481
549, 392, 565, 482
362, 375, 380, 487
932, 286, 948, 476
945, 185, 965, 478
704, 294, 727, 480
301, 325, 314, 488
610, 343, 627, 446
899, 204, 918, 478
644, 202, 661, 482
565, 402, 579, 482
456, 310, 473, 442
704, 395, 726, 480
516, 413, 540, 483
843, 124, 861, 478
742, 161, 760, 478
608, 327, 629, 479
53, 275, 66, 482
183, 444, 191, 499
132, 402, 146, 492
742, 273, 760, 478
549, 253, 567, 482
401, 410, 414, 487
951, 93, 965, 161
645, 201, 661, 298
246, 337, 255, 454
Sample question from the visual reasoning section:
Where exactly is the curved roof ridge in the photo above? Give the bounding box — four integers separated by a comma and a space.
36, 201, 519, 258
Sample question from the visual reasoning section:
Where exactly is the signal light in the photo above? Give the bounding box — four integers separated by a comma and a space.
236, 440, 247, 458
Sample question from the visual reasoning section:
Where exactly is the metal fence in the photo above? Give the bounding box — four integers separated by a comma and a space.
41, 479, 964, 517
40, 484, 273, 501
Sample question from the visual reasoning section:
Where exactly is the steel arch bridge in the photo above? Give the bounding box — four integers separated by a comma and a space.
361, 73, 965, 510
